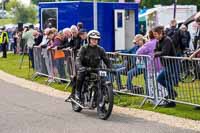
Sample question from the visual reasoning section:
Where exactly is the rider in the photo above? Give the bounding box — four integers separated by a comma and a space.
75, 30, 111, 101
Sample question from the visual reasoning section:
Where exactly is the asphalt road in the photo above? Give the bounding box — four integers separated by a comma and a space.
0, 79, 198, 133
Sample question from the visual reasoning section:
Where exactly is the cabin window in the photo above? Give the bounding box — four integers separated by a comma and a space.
41, 8, 58, 30
117, 12, 123, 28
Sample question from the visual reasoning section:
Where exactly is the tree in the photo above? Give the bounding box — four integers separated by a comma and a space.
14, 5, 37, 23
5, 0, 18, 11
6, 0, 37, 24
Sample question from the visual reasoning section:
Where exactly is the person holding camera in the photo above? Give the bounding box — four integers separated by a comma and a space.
22, 25, 35, 68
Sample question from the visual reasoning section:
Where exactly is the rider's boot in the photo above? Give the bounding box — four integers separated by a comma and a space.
65, 84, 76, 102
75, 91, 81, 101
75, 79, 83, 104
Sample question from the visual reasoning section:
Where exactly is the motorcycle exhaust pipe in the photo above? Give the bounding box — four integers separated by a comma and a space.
70, 98, 89, 109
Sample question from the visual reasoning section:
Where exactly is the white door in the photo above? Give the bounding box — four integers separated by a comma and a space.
114, 10, 125, 51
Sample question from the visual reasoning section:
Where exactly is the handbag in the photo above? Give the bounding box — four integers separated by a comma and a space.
53, 50, 65, 59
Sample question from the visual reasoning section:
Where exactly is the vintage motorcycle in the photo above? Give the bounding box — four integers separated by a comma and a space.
66, 67, 115, 120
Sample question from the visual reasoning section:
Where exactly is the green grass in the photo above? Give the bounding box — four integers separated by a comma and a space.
0, 54, 200, 120
0, 18, 15, 26
117, 73, 200, 105
114, 94, 200, 120
0, 54, 67, 91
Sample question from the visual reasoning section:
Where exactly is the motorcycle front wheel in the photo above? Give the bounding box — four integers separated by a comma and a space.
97, 83, 114, 120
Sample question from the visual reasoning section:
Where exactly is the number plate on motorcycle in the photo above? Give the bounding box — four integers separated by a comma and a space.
99, 71, 107, 77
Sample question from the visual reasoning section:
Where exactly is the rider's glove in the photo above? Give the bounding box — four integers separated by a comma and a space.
87, 67, 92, 71
79, 67, 86, 72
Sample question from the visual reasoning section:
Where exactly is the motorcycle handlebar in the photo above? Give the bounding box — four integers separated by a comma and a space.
86, 67, 116, 73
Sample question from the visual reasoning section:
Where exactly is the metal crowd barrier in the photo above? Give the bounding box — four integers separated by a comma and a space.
106, 52, 200, 108
33, 46, 48, 77
33, 46, 75, 86
106, 52, 157, 107
153, 56, 200, 108
32, 47, 200, 108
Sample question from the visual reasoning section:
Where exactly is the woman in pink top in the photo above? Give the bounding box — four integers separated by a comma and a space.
136, 30, 162, 72
136, 30, 163, 99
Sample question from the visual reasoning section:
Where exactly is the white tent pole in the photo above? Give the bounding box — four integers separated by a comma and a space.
93, 0, 97, 30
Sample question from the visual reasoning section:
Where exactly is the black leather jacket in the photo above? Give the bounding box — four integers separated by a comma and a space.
154, 36, 176, 66
76, 44, 111, 69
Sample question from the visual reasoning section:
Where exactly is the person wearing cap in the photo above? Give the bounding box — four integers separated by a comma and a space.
125, 34, 146, 91
122, 34, 145, 54
112, 34, 145, 91
74, 30, 111, 102
78, 28, 87, 46
77, 22, 84, 31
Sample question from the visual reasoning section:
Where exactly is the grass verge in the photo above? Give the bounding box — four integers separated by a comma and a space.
0, 53, 200, 120
0, 18, 14, 26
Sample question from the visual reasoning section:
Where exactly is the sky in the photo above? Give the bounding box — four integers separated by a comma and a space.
0, 0, 31, 6
17, 0, 31, 6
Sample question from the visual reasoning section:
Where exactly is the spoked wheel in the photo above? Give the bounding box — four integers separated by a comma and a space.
97, 84, 114, 120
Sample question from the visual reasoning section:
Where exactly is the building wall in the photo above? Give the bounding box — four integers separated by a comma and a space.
39, 2, 81, 30
97, 2, 139, 51
39, 2, 139, 52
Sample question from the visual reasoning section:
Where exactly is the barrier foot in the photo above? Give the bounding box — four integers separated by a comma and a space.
153, 99, 163, 109
65, 81, 72, 90
139, 97, 148, 108
31, 73, 38, 81
113, 90, 122, 102
46, 80, 54, 86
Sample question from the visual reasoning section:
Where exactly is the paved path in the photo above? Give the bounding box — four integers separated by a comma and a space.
0, 79, 198, 133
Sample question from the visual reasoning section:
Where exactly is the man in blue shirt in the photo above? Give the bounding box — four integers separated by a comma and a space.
111, 34, 145, 91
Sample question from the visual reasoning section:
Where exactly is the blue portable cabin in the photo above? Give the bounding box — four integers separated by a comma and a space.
39, 1, 139, 52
